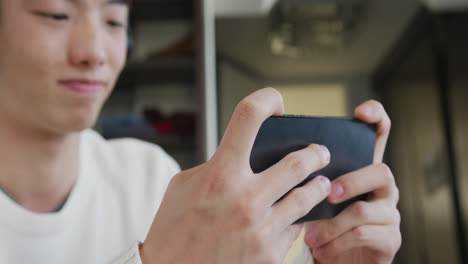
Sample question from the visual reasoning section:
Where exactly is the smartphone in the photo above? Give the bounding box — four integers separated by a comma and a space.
250, 115, 376, 223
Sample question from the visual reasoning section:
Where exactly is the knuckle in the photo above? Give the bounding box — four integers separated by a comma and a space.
392, 208, 402, 225
309, 144, 328, 167
314, 176, 330, 196
391, 185, 400, 204
392, 184, 400, 198
315, 220, 335, 243
291, 188, 309, 215
368, 100, 384, 112
264, 87, 282, 100
384, 115, 392, 130
287, 154, 308, 175
352, 226, 369, 241
233, 200, 256, 227
236, 98, 265, 122
393, 229, 403, 252
369, 100, 391, 128
207, 172, 227, 194
250, 230, 268, 255
378, 163, 395, 184
379, 163, 393, 176
385, 227, 402, 256
352, 201, 370, 219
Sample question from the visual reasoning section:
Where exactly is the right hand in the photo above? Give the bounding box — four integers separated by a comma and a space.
140, 88, 332, 264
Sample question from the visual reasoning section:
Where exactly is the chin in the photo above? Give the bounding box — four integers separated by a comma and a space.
55, 107, 101, 134
53, 118, 96, 136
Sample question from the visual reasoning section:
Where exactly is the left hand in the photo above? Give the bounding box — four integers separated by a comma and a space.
303, 100, 402, 264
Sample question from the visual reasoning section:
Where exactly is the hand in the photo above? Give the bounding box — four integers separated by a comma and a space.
140, 88, 332, 264
304, 100, 401, 264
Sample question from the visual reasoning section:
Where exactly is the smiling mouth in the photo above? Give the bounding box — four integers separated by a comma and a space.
59, 79, 106, 95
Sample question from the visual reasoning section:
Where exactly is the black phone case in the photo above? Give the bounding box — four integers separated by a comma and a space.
250, 115, 376, 223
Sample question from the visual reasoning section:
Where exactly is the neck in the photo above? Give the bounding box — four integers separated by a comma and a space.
0, 116, 81, 213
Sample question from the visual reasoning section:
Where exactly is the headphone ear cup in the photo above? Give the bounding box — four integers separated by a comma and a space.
127, 25, 134, 55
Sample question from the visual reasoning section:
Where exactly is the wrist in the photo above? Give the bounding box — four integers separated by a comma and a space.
139, 242, 154, 264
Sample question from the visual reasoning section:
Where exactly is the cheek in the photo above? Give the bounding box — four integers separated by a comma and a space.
0, 20, 68, 125
108, 34, 127, 76
3, 20, 64, 84
2, 40, 62, 111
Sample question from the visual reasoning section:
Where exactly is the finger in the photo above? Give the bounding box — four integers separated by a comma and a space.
216, 88, 284, 164
304, 201, 401, 248
259, 144, 330, 204
312, 225, 401, 262
354, 100, 391, 163
272, 175, 331, 229
273, 223, 305, 263
328, 163, 398, 205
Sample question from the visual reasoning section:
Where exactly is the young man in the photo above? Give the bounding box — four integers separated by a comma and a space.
0, 0, 401, 263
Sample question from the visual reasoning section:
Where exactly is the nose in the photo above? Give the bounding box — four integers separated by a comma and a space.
68, 19, 106, 69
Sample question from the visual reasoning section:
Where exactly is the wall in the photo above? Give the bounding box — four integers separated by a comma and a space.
218, 60, 375, 138
274, 84, 347, 116
385, 79, 461, 264
452, 79, 468, 248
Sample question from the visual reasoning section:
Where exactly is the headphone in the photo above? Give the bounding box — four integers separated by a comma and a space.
127, 25, 134, 54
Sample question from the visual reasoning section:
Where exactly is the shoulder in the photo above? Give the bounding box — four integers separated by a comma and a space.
78, 129, 182, 246
80, 129, 181, 207
81, 128, 180, 172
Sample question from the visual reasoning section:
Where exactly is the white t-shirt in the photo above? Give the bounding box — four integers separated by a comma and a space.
0, 129, 180, 264
0, 129, 313, 264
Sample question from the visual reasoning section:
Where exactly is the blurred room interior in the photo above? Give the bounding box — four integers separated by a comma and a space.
96, 0, 468, 263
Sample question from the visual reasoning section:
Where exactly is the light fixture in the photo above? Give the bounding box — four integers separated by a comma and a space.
269, 0, 370, 58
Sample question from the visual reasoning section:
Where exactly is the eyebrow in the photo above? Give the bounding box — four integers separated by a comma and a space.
65, 0, 130, 6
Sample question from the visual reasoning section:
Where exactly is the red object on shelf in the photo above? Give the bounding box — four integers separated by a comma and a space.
144, 107, 196, 138
154, 122, 173, 135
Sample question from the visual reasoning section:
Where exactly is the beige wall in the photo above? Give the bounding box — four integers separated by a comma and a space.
217, 61, 371, 139
275, 85, 347, 117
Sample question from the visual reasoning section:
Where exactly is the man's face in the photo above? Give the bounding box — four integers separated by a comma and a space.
0, 0, 128, 136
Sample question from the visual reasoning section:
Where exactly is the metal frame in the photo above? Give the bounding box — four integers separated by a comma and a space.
195, 0, 219, 162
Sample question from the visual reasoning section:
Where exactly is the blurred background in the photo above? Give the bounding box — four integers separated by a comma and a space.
95, 0, 468, 263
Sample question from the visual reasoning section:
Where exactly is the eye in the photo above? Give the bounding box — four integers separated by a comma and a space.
107, 20, 126, 28
36, 12, 69, 21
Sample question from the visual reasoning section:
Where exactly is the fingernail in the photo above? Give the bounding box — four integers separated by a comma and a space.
320, 145, 330, 162
318, 176, 331, 193
331, 182, 344, 201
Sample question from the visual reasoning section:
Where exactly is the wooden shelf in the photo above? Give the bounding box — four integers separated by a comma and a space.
130, 0, 194, 22
115, 57, 195, 90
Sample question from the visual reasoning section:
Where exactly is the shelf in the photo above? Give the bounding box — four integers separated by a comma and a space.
115, 57, 195, 90
130, 0, 194, 22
